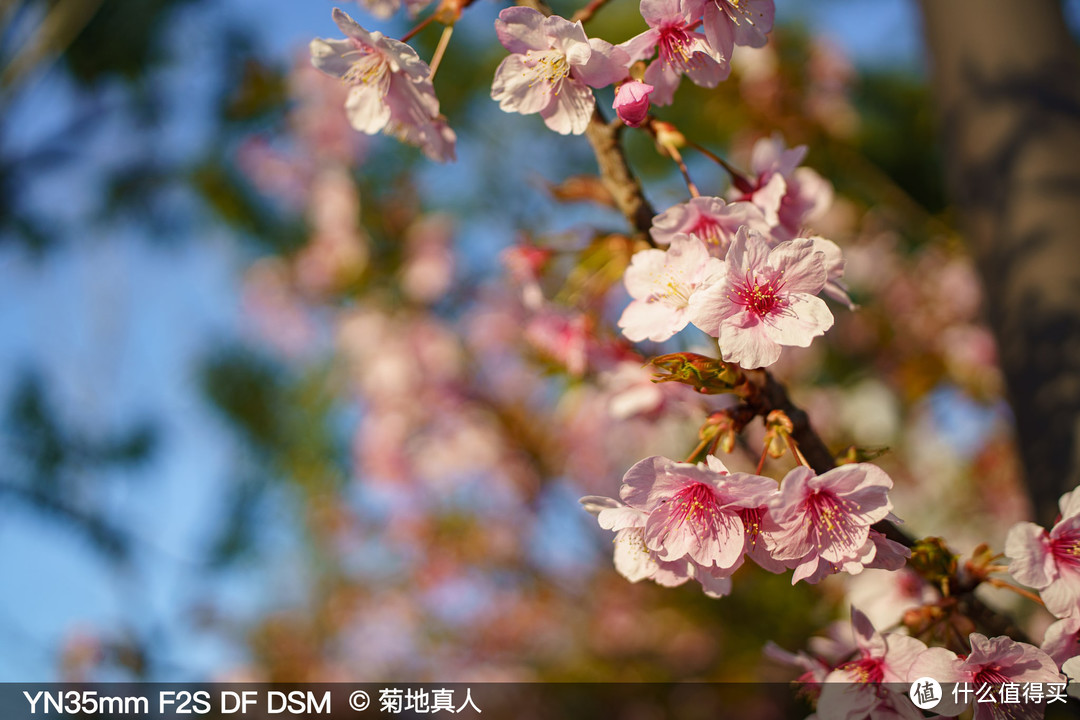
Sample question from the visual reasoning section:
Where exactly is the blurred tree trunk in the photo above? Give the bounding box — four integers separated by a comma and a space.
919, 0, 1080, 526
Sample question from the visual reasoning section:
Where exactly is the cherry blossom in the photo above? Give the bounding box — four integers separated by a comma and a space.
649, 196, 770, 255
580, 493, 741, 597
731, 134, 833, 239
764, 463, 895, 584
491, 7, 629, 135
612, 80, 655, 127
1006, 486, 1080, 618
802, 234, 855, 309
766, 620, 860, 701
1041, 616, 1080, 666
619, 454, 777, 571
702, 455, 786, 573
618, 233, 725, 343
619, 0, 729, 107
310, 9, 456, 161
702, 0, 775, 56
910, 634, 1063, 720
688, 227, 834, 369
580, 496, 692, 587
817, 608, 928, 720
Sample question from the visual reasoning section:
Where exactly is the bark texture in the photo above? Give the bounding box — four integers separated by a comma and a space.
919, 0, 1080, 525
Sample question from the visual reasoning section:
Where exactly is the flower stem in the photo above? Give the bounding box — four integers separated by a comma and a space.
667, 144, 700, 198
785, 434, 809, 468
685, 437, 711, 464
401, 14, 436, 43
571, 0, 610, 22
985, 578, 1046, 606
756, 443, 769, 475
688, 141, 754, 193
429, 24, 454, 79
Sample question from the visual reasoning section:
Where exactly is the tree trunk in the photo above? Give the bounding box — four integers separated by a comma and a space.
918, 0, 1080, 526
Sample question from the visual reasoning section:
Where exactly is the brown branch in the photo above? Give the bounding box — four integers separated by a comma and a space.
583, 110, 657, 242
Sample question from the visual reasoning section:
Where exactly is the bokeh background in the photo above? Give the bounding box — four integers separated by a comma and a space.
1, 0, 1078, 685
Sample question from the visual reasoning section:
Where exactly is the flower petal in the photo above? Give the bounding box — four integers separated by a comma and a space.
495, 6, 550, 53
539, 78, 594, 135
491, 55, 552, 115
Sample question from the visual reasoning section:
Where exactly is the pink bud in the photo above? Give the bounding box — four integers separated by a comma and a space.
612, 81, 654, 128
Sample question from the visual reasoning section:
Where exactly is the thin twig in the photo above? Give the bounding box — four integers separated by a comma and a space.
401, 13, 437, 42
667, 144, 700, 197
688, 141, 754, 193
429, 24, 454, 78
571, 0, 611, 23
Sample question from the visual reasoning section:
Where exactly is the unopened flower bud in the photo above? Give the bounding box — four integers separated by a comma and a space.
613, 81, 655, 128
651, 120, 685, 153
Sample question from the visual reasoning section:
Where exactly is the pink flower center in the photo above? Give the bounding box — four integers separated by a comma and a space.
740, 506, 765, 552
664, 481, 724, 535
721, 0, 761, 30
658, 25, 704, 74
690, 215, 725, 247
1051, 529, 1080, 569
806, 489, 860, 553
972, 665, 1011, 686
523, 50, 571, 92
729, 271, 788, 319
342, 48, 390, 91
841, 656, 885, 685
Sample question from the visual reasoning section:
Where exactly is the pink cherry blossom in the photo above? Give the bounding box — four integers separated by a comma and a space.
1007, 520, 1080, 618
618, 234, 725, 343
789, 528, 908, 585
765, 642, 833, 696
702, 0, 774, 56
1041, 617, 1080, 666
649, 196, 770, 255
702, 455, 786, 573
619, 0, 730, 107
310, 9, 456, 161
910, 634, 1063, 720
619, 455, 777, 571
731, 134, 833, 239
612, 80, 655, 127
766, 620, 859, 701
845, 567, 941, 630
802, 235, 855, 309
580, 496, 692, 586
599, 360, 700, 421
580, 493, 739, 597
1006, 486, 1080, 618
817, 608, 928, 720
764, 464, 894, 584
491, 7, 629, 135
687, 227, 834, 369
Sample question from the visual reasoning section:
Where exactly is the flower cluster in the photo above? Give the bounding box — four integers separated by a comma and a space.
491, 0, 777, 133
583, 456, 906, 596
773, 609, 1065, 720
616, 135, 849, 368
